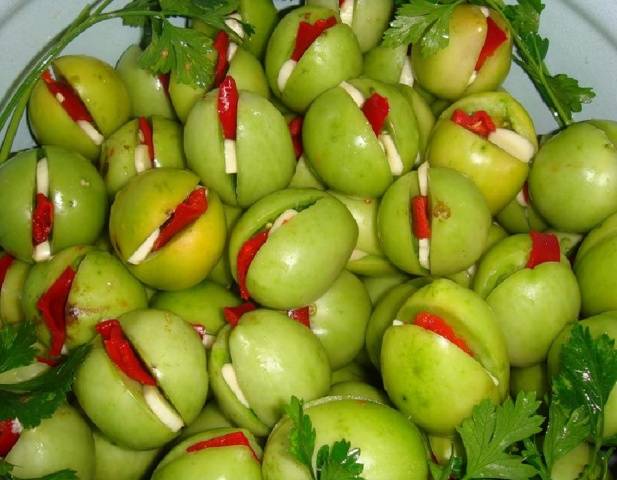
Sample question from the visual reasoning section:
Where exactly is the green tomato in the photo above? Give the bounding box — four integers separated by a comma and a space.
184, 90, 295, 208
303, 78, 419, 198
307, 270, 372, 369
150, 279, 240, 343
547, 312, 617, 439
378, 166, 491, 276
327, 381, 391, 405
209, 310, 330, 435
22, 246, 148, 351
509, 363, 549, 401
361, 272, 410, 305
496, 191, 549, 234
99, 116, 186, 197
265, 6, 363, 113
573, 212, 617, 315
180, 401, 235, 440
0, 252, 29, 325
228, 189, 357, 309
207, 204, 244, 289
473, 233, 580, 367
74, 309, 208, 449
412, 5, 512, 100
528, 121, 617, 233
28, 55, 130, 161
0, 147, 108, 263
93, 430, 159, 480
551, 442, 593, 480
307, 0, 393, 52
116, 44, 176, 119
262, 397, 428, 480
426, 92, 537, 214
152, 428, 263, 480
6, 404, 95, 479
381, 279, 509, 435
331, 360, 379, 386
109, 168, 226, 291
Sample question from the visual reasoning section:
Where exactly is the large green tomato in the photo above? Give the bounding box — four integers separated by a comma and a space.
93, 430, 160, 480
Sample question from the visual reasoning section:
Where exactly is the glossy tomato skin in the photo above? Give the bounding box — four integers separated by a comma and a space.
529, 120, 617, 233
412, 5, 512, 101
28, 55, 130, 161
93, 430, 160, 480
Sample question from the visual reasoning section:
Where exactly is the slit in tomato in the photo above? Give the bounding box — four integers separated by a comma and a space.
414, 311, 473, 356
288, 306, 311, 328
291, 16, 337, 62
237, 230, 269, 301
0, 419, 22, 457
186, 431, 259, 461
475, 16, 508, 71
526, 231, 560, 269
451, 109, 497, 138
288, 116, 304, 159
224, 302, 257, 327
0, 254, 15, 291
362, 93, 389, 136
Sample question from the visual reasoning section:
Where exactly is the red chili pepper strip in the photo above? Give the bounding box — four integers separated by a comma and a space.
451, 109, 497, 138
291, 17, 337, 62
187, 431, 259, 461
362, 93, 390, 136
0, 254, 14, 290
288, 117, 304, 159
158, 73, 170, 96
218, 76, 239, 140
36, 356, 59, 367
152, 188, 208, 252
96, 319, 156, 386
527, 231, 561, 269
224, 302, 257, 327
414, 312, 473, 356
0, 419, 20, 457
138, 117, 155, 164
213, 31, 231, 87
36, 266, 76, 358
411, 195, 431, 239
32, 193, 54, 246
41, 70, 93, 123
237, 230, 269, 301
288, 306, 310, 328
475, 16, 508, 71
522, 182, 530, 205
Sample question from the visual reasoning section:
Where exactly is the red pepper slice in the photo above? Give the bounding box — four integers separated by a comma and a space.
32, 193, 54, 246
138, 117, 155, 164
527, 231, 560, 269
451, 109, 496, 138
237, 230, 269, 301
152, 188, 208, 252
158, 73, 170, 96
186, 431, 259, 461
96, 319, 156, 386
36, 356, 59, 367
522, 182, 530, 205
224, 302, 257, 327
288, 117, 304, 159
288, 306, 310, 328
339, 0, 345, 6
0, 419, 20, 457
218, 76, 239, 140
291, 16, 337, 62
36, 266, 76, 358
41, 70, 93, 123
411, 195, 431, 239
475, 16, 508, 71
414, 312, 473, 356
213, 31, 231, 87
0, 254, 14, 290
362, 93, 389, 136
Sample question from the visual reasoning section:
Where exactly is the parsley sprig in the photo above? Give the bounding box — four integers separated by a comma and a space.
285, 397, 366, 480
0, 0, 247, 163
383, 0, 595, 129
434, 325, 617, 480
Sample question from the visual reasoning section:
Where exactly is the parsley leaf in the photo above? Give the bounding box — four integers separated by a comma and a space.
0, 344, 90, 428
316, 440, 365, 480
139, 20, 216, 87
457, 392, 543, 480
0, 460, 77, 480
285, 396, 316, 474
552, 325, 617, 442
0, 322, 38, 375
120, 0, 159, 27
542, 403, 589, 470
383, 1, 464, 57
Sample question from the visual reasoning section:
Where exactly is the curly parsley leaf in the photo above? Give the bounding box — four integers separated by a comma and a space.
0, 344, 90, 428
139, 20, 216, 87
552, 325, 617, 443
0, 460, 77, 480
457, 392, 543, 480
0, 322, 38, 375
285, 396, 316, 474
316, 440, 365, 480
383, 1, 464, 57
